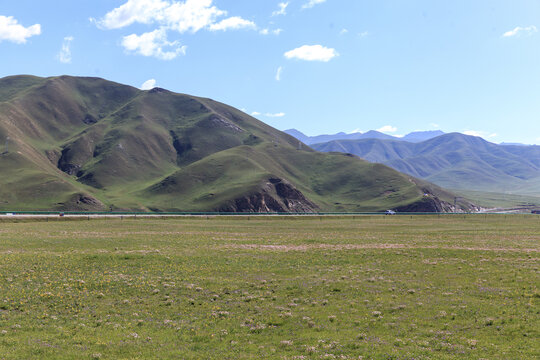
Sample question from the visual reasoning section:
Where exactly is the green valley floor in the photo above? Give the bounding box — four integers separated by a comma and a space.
0, 215, 538, 359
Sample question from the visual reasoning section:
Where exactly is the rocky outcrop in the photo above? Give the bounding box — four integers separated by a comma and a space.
395, 196, 447, 213
58, 147, 81, 175
394, 194, 477, 213
56, 193, 105, 211
218, 178, 318, 213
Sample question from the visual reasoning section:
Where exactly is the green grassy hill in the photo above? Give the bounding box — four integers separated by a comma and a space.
312, 133, 540, 196
0, 75, 469, 212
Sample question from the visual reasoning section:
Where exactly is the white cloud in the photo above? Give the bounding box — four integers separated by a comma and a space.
464, 130, 497, 139
260, 28, 283, 35
377, 125, 397, 133
358, 31, 369, 38
463, 130, 481, 137
272, 2, 289, 16
250, 111, 285, 118
348, 129, 363, 134
57, 36, 74, 64
284, 44, 338, 62
503, 25, 537, 37
265, 112, 285, 118
94, 0, 169, 29
339, 28, 348, 35
122, 28, 186, 60
160, 0, 227, 33
140, 79, 157, 90
275, 66, 283, 81
302, 0, 327, 9
209, 16, 255, 31
96, 0, 257, 57
430, 123, 440, 129
96, 0, 254, 34
0, 15, 41, 44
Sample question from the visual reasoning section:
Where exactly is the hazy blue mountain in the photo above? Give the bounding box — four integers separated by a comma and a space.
360, 130, 397, 141
312, 133, 540, 195
402, 130, 445, 143
284, 129, 364, 145
285, 129, 445, 145
500, 142, 528, 146
282, 129, 310, 144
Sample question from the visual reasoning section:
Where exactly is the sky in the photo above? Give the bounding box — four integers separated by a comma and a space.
1, 0, 540, 144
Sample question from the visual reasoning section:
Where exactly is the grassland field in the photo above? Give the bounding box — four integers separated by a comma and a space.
0, 215, 538, 359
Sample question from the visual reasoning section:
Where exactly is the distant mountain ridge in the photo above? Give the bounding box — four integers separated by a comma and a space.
311, 133, 540, 195
285, 129, 445, 145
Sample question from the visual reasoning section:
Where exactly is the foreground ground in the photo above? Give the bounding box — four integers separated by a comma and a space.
0, 215, 538, 359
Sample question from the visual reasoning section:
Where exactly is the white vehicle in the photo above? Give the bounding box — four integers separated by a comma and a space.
385, 210, 396, 215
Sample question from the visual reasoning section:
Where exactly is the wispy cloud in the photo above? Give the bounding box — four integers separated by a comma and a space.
358, 31, 369, 38
259, 28, 282, 35
209, 16, 256, 31
348, 129, 363, 134
251, 111, 285, 118
302, 0, 327, 10
272, 2, 289, 17
284, 44, 338, 62
265, 112, 285, 118
0, 15, 41, 44
502, 25, 537, 38
140, 79, 157, 90
57, 36, 74, 64
339, 28, 348, 35
275, 66, 283, 81
377, 125, 397, 133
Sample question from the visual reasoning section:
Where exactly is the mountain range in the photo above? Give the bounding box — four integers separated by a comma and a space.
310, 133, 540, 196
285, 129, 446, 145
0, 75, 470, 212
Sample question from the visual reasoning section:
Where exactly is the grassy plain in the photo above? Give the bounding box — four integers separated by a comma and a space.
454, 190, 540, 211
0, 215, 538, 359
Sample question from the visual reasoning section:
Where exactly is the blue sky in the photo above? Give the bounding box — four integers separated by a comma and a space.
1, 0, 539, 144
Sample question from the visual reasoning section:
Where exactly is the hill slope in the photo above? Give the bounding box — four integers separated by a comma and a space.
0, 75, 469, 212
312, 133, 540, 195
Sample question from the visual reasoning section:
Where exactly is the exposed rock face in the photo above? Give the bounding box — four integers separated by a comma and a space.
226, 193, 286, 213
83, 114, 98, 125
169, 130, 192, 162
58, 148, 81, 175
57, 193, 105, 211
75, 194, 102, 207
209, 115, 244, 133
219, 178, 318, 213
148, 87, 170, 94
394, 195, 463, 213
45, 149, 61, 165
